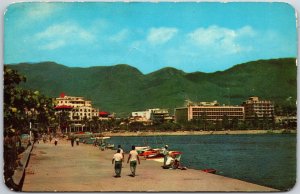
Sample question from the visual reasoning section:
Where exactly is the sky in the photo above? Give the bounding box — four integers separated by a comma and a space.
4, 2, 297, 74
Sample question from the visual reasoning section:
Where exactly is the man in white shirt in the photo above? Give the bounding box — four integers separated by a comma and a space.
127, 145, 140, 177
117, 145, 124, 160
112, 149, 123, 177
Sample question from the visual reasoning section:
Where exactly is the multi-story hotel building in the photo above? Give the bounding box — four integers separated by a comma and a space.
242, 96, 275, 120
55, 93, 99, 123
175, 101, 244, 123
131, 108, 172, 124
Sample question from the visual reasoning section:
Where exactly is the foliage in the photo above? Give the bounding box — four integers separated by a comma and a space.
128, 122, 145, 132
156, 122, 181, 131
4, 66, 56, 133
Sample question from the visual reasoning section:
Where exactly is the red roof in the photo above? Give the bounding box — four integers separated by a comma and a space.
55, 105, 73, 109
60, 92, 66, 98
99, 111, 110, 116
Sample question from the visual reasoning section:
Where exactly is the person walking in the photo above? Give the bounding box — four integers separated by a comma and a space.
76, 137, 80, 146
127, 145, 140, 177
117, 145, 124, 160
70, 136, 75, 147
112, 149, 123, 177
49, 135, 52, 143
54, 137, 58, 146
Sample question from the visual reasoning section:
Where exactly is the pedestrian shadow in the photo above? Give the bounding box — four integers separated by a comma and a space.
127, 174, 137, 177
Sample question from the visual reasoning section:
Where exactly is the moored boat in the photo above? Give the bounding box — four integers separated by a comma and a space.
201, 168, 217, 174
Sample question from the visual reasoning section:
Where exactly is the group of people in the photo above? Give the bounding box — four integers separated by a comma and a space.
36, 133, 58, 146
112, 145, 141, 178
162, 145, 185, 170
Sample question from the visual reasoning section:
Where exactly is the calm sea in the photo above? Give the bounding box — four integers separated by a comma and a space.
106, 134, 296, 191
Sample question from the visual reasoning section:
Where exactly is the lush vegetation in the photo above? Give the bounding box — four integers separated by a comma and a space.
6, 58, 297, 117
4, 67, 56, 133
4, 67, 57, 190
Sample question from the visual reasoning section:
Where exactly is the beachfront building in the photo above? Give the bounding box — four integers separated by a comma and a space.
131, 108, 172, 125
99, 111, 115, 121
175, 101, 244, 124
54, 93, 99, 132
242, 97, 275, 120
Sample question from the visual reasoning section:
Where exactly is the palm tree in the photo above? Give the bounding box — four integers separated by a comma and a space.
91, 116, 99, 132
82, 116, 89, 132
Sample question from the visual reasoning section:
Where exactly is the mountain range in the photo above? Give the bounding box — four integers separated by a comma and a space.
6, 58, 297, 117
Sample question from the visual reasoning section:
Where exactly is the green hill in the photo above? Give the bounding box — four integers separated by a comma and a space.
6, 58, 296, 117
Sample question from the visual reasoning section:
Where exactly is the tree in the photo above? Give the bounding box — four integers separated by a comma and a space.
4, 66, 56, 189
222, 114, 230, 130
129, 122, 144, 132
215, 119, 222, 131
231, 117, 239, 130
91, 116, 99, 132
4, 66, 55, 133
253, 113, 259, 129
200, 112, 207, 130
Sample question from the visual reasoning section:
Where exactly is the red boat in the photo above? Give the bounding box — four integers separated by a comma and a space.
139, 149, 158, 157
201, 168, 217, 174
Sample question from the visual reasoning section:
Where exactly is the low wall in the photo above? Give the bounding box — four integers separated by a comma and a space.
11, 144, 34, 191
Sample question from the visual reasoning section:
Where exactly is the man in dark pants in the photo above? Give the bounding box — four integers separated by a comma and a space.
71, 136, 75, 147
127, 145, 140, 177
112, 149, 123, 177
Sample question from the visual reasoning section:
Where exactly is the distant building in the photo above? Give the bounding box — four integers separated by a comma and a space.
175, 101, 244, 123
99, 111, 114, 121
131, 108, 172, 124
54, 93, 99, 130
151, 109, 173, 124
275, 115, 297, 125
242, 97, 275, 120
131, 109, 154, 121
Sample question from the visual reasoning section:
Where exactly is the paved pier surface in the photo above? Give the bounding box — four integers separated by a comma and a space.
22, 138, 277, 192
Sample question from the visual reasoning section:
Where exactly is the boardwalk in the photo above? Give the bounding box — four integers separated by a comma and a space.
22, 138, 277, 192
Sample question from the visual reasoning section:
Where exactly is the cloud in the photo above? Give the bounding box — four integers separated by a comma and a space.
6, 3, 64, 30
40, 40, 66, 50
109, 29, 129, 42
26, 3, 59, 19
34, 22, 95, 50
147, 27, 178, 45
237, 26, 256, 37
187, 25, 256, 54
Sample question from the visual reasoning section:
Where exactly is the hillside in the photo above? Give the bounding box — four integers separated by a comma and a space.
6, 58, 297, 117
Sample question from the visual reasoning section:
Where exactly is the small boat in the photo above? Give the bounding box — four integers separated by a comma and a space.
201, 168, 217, 174
140, 149, 158, 157
136, 146, 151, 155
143, 149, 165, 159
105, 144, 115, 149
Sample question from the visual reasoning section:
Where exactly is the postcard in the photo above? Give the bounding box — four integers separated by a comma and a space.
3, 1, 297, 192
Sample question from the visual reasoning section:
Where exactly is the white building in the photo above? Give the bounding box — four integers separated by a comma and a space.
55, 93, 99, 123
131, 108, 172, 124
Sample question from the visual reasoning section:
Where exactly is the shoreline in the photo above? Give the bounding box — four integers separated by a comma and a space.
102, 129, 296, 137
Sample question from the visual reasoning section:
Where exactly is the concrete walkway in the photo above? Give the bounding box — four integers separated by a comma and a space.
22, 138, 278, 192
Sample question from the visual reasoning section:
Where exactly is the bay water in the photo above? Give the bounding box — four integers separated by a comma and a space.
106, 134, 296, 191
